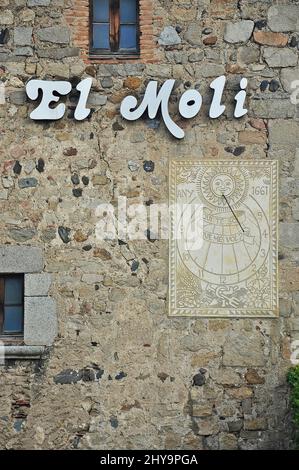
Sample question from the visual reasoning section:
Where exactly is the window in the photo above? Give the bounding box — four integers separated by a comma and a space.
0, 275, 24, 337
90, 0, 139, 57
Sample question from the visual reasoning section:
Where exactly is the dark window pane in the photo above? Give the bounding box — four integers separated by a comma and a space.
120, 0, 137, 23
3, 306, 23, 334
120, 25, 137, 49
93, 0, 110, 23
5, 276, 23, 305
93, 24, 110, 49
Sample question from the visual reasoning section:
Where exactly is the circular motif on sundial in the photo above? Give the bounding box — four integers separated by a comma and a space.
196, 166, 249, 212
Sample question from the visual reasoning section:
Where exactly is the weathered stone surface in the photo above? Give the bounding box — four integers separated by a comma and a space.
203, 35, 217, 46
18, 177, 38, 188
224, 21, 254, 44
87, 93, 107, 107
201, 63, 225, 77
37, 47, 80, 59
14, 27, 32, 46
219, 433, 238, 450
269, 120, 299, 147
158, 26, 181, 46
58, 226, 71, 244
14, 47, 33, 57
37, 27, 70, 44
280, 223, 299, 249
194, 417, 220, 436
238, 130, 267, 145
228, 421, 243, 433
292, 199, 299, 221
281, 67, 299, 93
223, 332, 265, 366
1, 10, 14, 25
24, 297, 57, 346
263, 48, 298, 67
9, 227, 37, 242
54, 369, 83, 385
245, 369, 265, 385
0, 246, 43, 273
238, 45, 260, 64
25, 273, 52, 297
268, 5, 299, 33
0, 0, 297, 452
244, 418, 268, 431
9, 90, 27, 104
193, 371, 206, 386
28, 0, 50, 5
123, 76, 142, 90
250, 98, 296, 119
226, 387, 253, 399
188, 51, 204, 62
185, 23, 201, 46
0, 188, 8, 199
253, 31, 288, 47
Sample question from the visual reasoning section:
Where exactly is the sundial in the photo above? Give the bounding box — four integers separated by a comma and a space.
169, 160, 278, 318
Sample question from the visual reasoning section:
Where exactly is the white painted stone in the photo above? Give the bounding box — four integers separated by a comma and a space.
25, 273, 52, 296
0, 245, 43, 273
24, 297, 57, 346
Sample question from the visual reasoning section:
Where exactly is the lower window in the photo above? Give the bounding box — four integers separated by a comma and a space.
0, 275, 24, 337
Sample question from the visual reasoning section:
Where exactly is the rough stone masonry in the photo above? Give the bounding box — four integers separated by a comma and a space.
0, 0, 299, 450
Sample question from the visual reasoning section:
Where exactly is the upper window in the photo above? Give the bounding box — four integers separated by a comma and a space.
90, 0, 139, 57
0, 275, 24, 337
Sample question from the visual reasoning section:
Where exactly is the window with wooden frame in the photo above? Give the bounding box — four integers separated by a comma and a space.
90, 0, 139, 57
0, 275, 24, 339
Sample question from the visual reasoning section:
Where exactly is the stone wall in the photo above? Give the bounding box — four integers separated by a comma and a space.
0, 0, 299, 450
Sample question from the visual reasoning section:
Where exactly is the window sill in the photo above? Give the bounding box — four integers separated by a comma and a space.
2, 345, 45, 360
88, 53, 140, 61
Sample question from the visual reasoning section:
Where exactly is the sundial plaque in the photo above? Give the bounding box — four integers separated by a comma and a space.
169, 160, 278, 318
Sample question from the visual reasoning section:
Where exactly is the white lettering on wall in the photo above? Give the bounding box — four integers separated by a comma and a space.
234, 77, 248, 118
209, 75, 226, 119
121, 75, 248, 138
120, 79, 184, 139
74, 77, 92, 121
26, 76, 249, 138
26, 80, 72, 120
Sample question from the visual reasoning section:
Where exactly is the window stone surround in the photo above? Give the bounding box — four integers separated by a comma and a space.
0, 246, 57, 359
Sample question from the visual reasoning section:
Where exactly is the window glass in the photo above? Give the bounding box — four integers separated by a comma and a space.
93, 24, 110, 49
120, 25, 137, 49
120, 0, 137, 23
5, 277, 23, 305
1, 275, 24, 336
3, 306, 23, 334
93, 0, 110, 22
